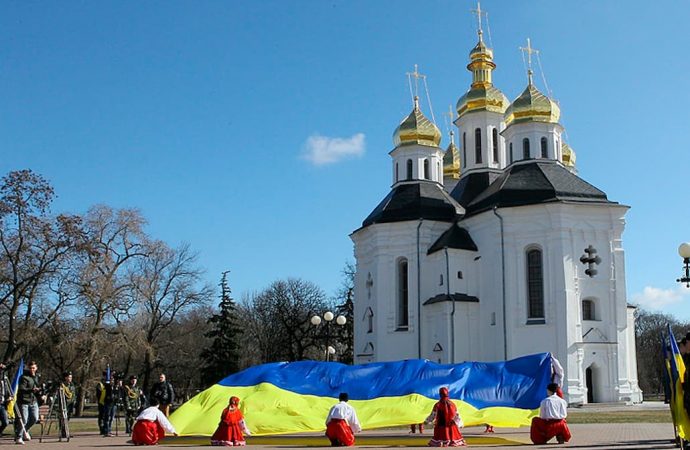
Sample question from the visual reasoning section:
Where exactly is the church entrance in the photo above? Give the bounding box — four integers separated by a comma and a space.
586, 366, 595, 403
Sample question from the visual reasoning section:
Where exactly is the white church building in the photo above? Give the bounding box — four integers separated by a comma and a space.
350, 28, 642, 405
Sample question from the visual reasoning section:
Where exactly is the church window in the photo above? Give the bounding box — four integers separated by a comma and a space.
364, 307, 374, 333
395, 163, 399, 182
424, 159, 429, 179
406, 159, 413, 180
475, 128, 482, 164
523, 138, 530, 159
397, 258, 409, 329
457, 271, 463, 279
361, 342, 374, 355
438, 162, 441, 181
492, 128, 499, 163
526, 248, 545, 321
509, 143, 513, 163
541, 137, 548, 158
462, 133, 467, 168
439, 274, 444, 286
582, 299, 595, 321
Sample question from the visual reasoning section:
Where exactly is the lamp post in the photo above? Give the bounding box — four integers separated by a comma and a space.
311, 311, 347, 361
676, 242, 690, 287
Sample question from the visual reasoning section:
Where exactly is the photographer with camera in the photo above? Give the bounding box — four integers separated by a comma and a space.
0, 362, 11, 436
60, 372, 76, 420
14, 360, 44, 445
123, 375, 145, 435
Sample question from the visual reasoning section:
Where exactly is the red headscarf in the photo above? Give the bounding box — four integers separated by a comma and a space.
435, 387, 457, 427
229, 396, 240, 407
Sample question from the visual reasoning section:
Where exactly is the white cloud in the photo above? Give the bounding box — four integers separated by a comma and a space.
301, 133, 365, 166
630, 285, 690, 311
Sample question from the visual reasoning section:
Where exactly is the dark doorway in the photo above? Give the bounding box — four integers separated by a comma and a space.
586, 366, 594, 403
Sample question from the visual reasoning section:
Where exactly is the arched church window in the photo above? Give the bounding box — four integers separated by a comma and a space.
492, 128, 499, 163
541, 137, 548, 158
437, 162, 441, 181
526, 248, 544, 321
582, 299, 595, 321
424, 159, 429, 180
523, 138, 530, 159
462, 132, 467, 168
475, 128, 482, 164
397, 258, 409, 329
364, 307, 374, 333
406, 159, 413, 180
509, 143, 513, 163
395, 163, 399, 182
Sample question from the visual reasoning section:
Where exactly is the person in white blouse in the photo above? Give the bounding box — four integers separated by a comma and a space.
530, 383, 571, 445
325, 393, 361, 447
131, 398, 178, 445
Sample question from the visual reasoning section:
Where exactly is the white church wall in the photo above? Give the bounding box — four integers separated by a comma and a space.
352, 220, 461, 363
455, 111, 506, 173
501, 122, 563, 162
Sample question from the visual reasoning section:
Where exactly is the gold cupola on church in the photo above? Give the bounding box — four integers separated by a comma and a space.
393, 96, 442, 148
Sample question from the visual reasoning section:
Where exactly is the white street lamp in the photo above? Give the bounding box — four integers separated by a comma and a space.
677, 243, 690, 288
311, 311, 347, 361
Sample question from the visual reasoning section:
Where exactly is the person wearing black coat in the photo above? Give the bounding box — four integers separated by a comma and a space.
150, 373, 175, 417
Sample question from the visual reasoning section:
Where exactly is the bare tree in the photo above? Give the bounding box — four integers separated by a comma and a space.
240, 278, 329, 363
71, 205, 148, 414
0, 170, 81, 361
129, 241, 212, 390
634, 307, 689, 397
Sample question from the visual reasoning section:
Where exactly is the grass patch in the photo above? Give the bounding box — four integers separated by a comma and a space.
567, 409, 672, 424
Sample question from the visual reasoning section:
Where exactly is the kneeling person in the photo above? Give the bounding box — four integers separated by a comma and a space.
131, 398, 177, 445
325, 393, 361, 447
530, 383, 571, 445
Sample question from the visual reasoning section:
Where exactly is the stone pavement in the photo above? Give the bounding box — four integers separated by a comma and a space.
0, 423, 679, 449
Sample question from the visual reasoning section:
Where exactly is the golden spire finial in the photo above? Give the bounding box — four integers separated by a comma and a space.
471, 1, 484, 40
519, 38, 539, 86
413, 95, 420, 110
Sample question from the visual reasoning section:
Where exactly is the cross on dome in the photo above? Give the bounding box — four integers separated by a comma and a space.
519, 38, 539, 85
471, 1, 485, 39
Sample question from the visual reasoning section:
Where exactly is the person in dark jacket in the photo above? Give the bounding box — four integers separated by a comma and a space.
96, 371, 116, 437
0, 362, 11, 436
150, 374, 175, 417
14, 361, 43, 445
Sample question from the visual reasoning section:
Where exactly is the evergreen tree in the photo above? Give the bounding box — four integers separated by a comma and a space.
200, 271, 242, 387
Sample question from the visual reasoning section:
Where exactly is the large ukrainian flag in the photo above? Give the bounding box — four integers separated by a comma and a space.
171, 353, 552, 436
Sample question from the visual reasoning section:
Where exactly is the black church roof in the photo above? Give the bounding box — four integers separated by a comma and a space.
361, 181, 464, 228
449, 170, 503, 208
423, 292, 480, 305
464, 160, 614, 216
427, 223, 478, 254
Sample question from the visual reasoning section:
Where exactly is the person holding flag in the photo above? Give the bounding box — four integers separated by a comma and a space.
13, 360, 42, 445
667, 326, 690, 449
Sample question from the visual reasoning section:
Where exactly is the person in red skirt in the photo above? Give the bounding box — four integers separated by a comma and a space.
211, 396, 251, 446
325, 392, 361, 447
425, 387, 466, 447
529, 383, 571, 445
131, 398, 177, 445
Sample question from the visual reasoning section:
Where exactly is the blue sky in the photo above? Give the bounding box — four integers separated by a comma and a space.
2, 1, 690, 320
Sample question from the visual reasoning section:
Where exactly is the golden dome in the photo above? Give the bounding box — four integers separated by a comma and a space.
393, 97, 442, 147
561, 142, 576, 168
456, 37, 508, 118
443, 133, 460, 179
505, 83, 560, 126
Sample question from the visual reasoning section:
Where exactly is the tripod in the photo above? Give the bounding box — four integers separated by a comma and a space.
39, 387, 70, 442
